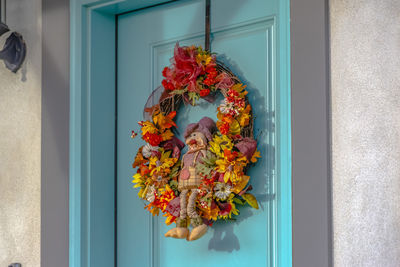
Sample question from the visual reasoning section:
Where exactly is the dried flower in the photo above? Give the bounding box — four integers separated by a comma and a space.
214, 183, 232, 200
142, 144, 160, 158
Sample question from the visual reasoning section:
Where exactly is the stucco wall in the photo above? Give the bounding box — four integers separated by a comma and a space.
0, 0, 41, 266
330, 0, 400, 266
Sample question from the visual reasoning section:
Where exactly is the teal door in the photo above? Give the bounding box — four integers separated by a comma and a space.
117, 0, 291, 266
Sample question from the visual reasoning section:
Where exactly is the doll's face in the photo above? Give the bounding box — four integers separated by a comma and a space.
185, 131, 207, 150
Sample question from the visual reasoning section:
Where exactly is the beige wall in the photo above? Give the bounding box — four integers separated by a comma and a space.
330, 0, 400, 266
0, 0, 41, 266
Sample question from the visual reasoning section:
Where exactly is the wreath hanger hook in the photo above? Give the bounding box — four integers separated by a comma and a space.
205, 0, 211, 51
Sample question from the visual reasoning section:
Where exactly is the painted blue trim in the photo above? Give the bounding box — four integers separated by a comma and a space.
277, 0, 292, 266
70, 1, 117, 266
70, 1, 292, 266
70, 1, 84, 266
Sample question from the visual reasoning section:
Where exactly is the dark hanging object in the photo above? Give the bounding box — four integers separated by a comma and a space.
0, 22, 9, 36
0, 0, 26, 73
0, 32, 26, 72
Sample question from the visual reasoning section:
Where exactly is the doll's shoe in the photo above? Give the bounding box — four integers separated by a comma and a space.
164, 228, 177, 238
165, 227, 189, 239
187, 224, 208, 241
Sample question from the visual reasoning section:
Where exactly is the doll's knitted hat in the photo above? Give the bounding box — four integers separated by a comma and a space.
183, 117, 216, 142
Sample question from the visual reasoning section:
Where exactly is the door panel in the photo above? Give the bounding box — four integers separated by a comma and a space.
118, 1, 278, 266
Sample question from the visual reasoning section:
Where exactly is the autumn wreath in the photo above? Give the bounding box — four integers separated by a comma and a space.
132, 43, 261, 241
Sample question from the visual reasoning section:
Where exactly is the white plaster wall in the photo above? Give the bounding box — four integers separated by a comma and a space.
330, 0, 400, 266
0, 0, 41, 266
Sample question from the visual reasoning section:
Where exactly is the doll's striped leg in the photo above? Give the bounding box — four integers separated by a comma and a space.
187, 189, 199, 218
180, 189, 189, 219
165, 189, 189, 239
187, 189, 208, 241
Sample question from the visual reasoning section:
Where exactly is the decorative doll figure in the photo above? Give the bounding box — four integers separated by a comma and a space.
165, 117, 216, 241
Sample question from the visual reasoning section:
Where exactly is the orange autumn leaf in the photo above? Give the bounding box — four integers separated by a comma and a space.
223, 149, 238, 162
251, 150, 261, 163
153, 111, 177, 129
133, 147, 147, 168
238, 105, 251, 127
139, 165, 150, 176
160, 129, 174, 141
222, 116, 234, 124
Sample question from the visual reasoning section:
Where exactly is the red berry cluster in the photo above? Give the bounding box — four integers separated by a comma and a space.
203, 66, 218, 86
199, 89, 210, 97
162, 80, 175, 91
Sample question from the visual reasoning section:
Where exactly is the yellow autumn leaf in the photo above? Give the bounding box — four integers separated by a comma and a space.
223, 171, 232, 183
230, 83, 248, 98
230, 202, 239, 216
132, 173, 143, 184
141, 121, 158, 135
209, 134, 233, 158
160, 150, 171, 161
138, 188, 145, 198
163, 213, 176, 225
229, 120, 241, 135
215, 159, 227, 172
242, 193, 259, 209
196, 53, 213, 65
232, 175, 250, 194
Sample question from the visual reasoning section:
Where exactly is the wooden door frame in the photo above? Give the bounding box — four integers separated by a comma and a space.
66, 0, 330, 267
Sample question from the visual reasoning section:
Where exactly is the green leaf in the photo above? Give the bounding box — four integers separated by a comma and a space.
169, 160, 181, 178
242, 193, 259, 209
188, 92, 200, 105
232, 197, 245, 205
196, 164, 213, 177
195, 151, 217, 176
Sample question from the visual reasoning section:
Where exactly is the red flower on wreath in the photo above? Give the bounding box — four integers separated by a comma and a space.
162, 44, 204, 92
162, 79, 175, 91
143, 132, 163, 146
199, 89, 210, 97
203, 66, 218, 86
219, 122, 230, 135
